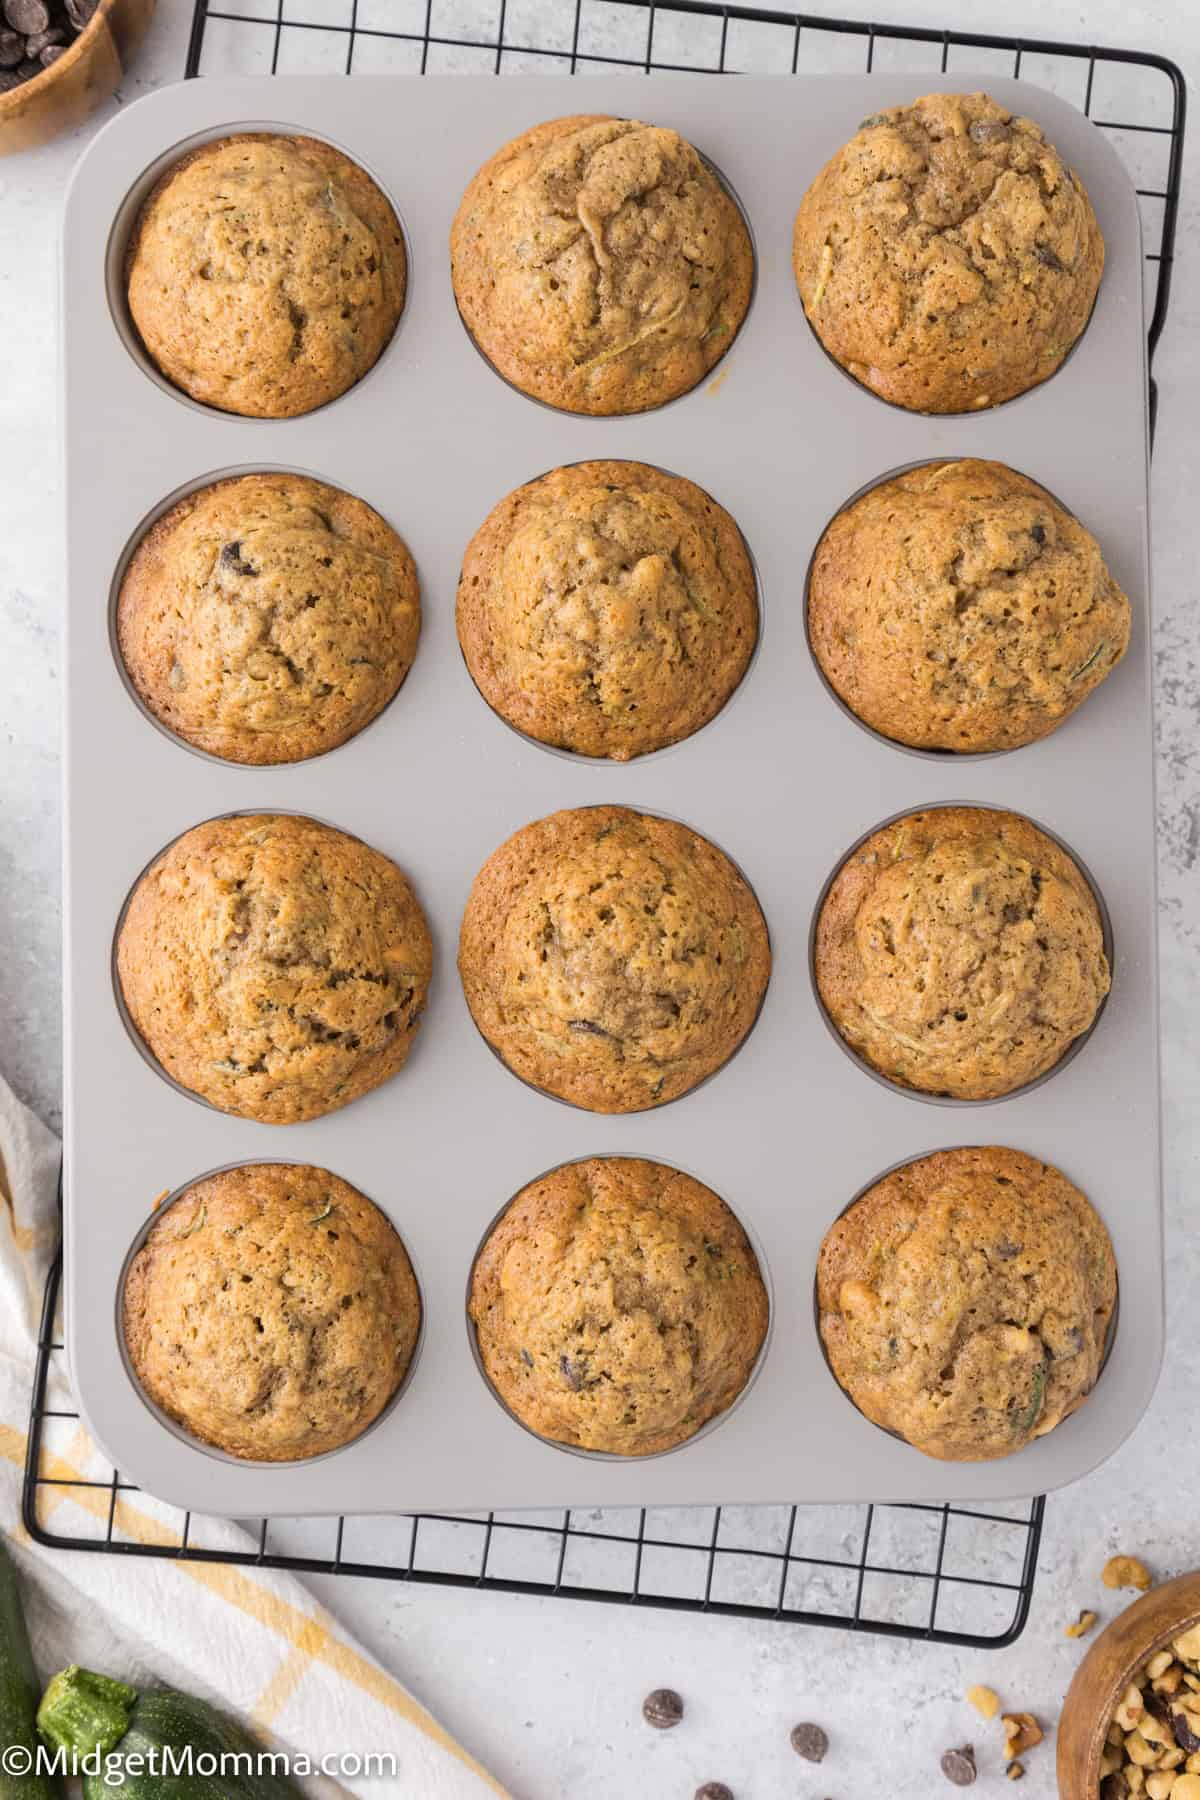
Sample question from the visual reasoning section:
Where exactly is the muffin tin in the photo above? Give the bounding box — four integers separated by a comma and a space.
63, 73, 1161, 1516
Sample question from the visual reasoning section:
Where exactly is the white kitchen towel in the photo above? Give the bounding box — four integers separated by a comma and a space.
0, 1075, 508, 1799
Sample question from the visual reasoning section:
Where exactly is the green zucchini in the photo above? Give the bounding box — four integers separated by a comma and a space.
37, 1666, 305, 1799
0, 1535, 62, 1799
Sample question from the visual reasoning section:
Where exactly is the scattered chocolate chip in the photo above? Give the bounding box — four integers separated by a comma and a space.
25, 23, 61, 50
642, 1688, 684, 1730
3, 0, 47, 33
64, 0, 96, 23
0, 28, 22, 62
220, 541, 257, 576
1037, 245, 1065, 271
969, 120, 1010, 144
37, 39, 60, 60
1030, 523, 1046, 544
941, 1745, 977, 1787
559, 1354, 583, 1392
790, 1722, 829, 1763
995, 1237, 1021, 1258
695, 1786, 734, 1800
568, 1018, 609, 1037
519, 1348, 533, 1368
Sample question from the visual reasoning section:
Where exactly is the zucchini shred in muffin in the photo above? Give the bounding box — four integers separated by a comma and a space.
816, 1145, 1117, 1461
469, 1156, 769, 1456
117, 473, 420, 766
792, 91, 1104, 413
450, 115, 753, 414
116, 813, 432, 1124
807, 459, 1130, 752
456, 460, 757, 760
458, 806, 770, 1113
126, 133, 407, 418
814, 806, 1110, 1100
124, 1163, 421, 1462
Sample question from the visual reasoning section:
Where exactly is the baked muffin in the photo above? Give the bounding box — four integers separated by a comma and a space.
117, 474, 420, 766
116, 813, 432, 1124
459, 807, 770, 1112
470, 1156, 768, 1455
450, 115, 753, 414
793, 92, 1104, 413
814, 807, 1109, 1099
457, 461, 757, 759
817, 1145, 1117, 1461
126, 133, 406, 418
808, 460, 1130, 752
124, 1164, 420, 1461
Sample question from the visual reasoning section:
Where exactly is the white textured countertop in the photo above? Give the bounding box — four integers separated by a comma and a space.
1, 2, 1197, 1796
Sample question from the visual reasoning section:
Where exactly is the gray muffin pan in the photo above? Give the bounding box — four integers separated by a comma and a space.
63, 74, 1161, 1516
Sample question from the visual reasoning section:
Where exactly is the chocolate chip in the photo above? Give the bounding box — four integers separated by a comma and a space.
0, 64, 19, 86
15, 53, 37, 74
220, 541, 257, 576
695, 1787, 734, 1800
995, 1238, 1021, 1259
64, 0, 97, 24
24, 24, 61, 51
568, 1018, 609, 1037
3, 0, 46, 32
519, 1348, 533, 1368
0, 28, 22, 62
1037, 245, 1065, 271
559, 1354, 583, 1392
790, 1722, 829, 1763
969, 120, 1010, 144
37, 39, 61, 61
642, 1688, 684, 1730
941, 1745, 977, 1786
1030, 523, 1046, 544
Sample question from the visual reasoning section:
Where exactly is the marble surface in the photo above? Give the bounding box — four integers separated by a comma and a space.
1, 1, 1197, 1795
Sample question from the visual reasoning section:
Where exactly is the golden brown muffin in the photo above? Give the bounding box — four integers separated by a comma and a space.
457, 461, 757, 759
808, 460, 1130, 752
814, 807, 1109, 1099
470, 1156, 768, 1455
117, 474, 420, 766
116, 814, 432, 1124
817, 1146, 1117, 1461
124, 1164, 420, 1462
126, 133, 406, 418
459, 807, 770, 1112
450, 115, 753, 415
793, 92, 1104, 413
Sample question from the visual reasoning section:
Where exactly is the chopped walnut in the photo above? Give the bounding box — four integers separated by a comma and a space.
1104, 1556, 1154, 1592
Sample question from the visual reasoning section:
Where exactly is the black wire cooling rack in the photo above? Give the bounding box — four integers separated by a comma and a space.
23, 0, 1184, 1649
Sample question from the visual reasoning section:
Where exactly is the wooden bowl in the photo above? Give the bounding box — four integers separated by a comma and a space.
0, 0, 155, 156
1058, 1571, 1200, 1798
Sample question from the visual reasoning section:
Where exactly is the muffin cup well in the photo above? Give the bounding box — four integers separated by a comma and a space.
116, 1159, 425, 1468
105, 122, 412, 419
109, 465, 420, 767
451, 136, 757, 419
458, 801, 772, 1116
456, 457, 763, 767
465, 1152, 773, 1462
812, 1145, 1119, 1459
808, 801, 1114, 1107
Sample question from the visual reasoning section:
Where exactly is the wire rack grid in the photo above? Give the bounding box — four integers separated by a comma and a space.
23, 0, 1183, 1649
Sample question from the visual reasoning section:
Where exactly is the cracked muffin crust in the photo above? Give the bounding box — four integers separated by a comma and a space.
126, 133, 406, 418
124, 1163, 420, 1462
450, 115, 753, 414
470, 1156, 768, 1455
458, 807, 770, 1113
793, 92, 1104, 413
817, 1145, 1117, 1461
456, 460, 757, 760
814, 807, 1109, 1099
116, 813, 432, 1124
117, 473, 420, 766
807, 459, 1131, 752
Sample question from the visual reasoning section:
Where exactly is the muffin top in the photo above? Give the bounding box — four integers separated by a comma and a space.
450, 115, 753, 414
808, 460, 1131, 752
459, 807, 770, 1112
457, 461, 757, 760
470, 1156, 768, 1456
817, 1146, 1116, 1461
118, 474, 421, 766
814, 807, 1109, 1099
793, 92, 1104, 413
127, 133, 406, 418
124, 1164, 420, 1462
116, 813, 432, 1124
